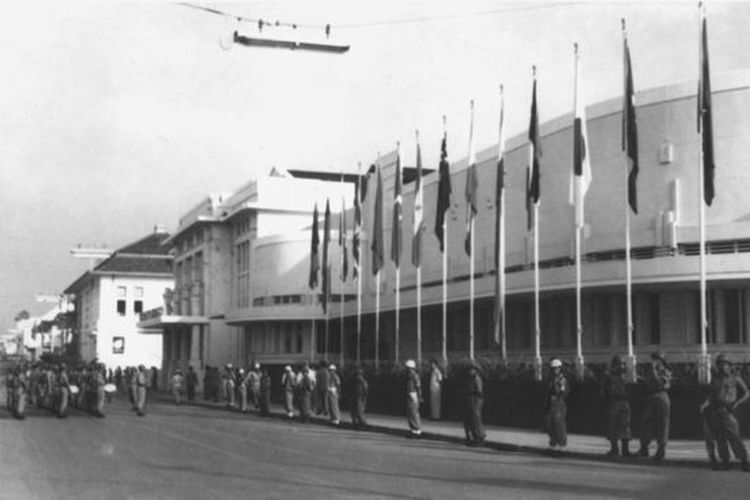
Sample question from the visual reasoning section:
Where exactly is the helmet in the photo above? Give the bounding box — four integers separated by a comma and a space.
550, 359, 562, 368
405, 359, 416, 369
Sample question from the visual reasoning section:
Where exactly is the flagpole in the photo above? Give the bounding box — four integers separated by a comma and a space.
442, 116, 449, 365
625, 179, 635, 375
311, 306, 316, 362
532, 66, 542, 382
468, 100, 476, 361
415, 129, 423, 365
356, 162, 363, 365
498, 85, 507, 364
375, 270, 380, 371
573, 44, 584, 379
325, 264, 329, 361
395, 142, 401, 365
340, 233, 345, 369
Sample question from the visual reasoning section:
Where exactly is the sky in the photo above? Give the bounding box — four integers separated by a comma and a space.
1, 0, 749, 331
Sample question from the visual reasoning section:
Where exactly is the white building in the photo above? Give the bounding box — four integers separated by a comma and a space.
65, 228, 173, 369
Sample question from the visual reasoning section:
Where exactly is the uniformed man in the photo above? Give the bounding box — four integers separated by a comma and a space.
223, 364, 236, 409
316, 361, 330, 416
603, 355, 632, 457
638, 351, 672, 463
405, 359, 422, 437
350, 366, 368, 429
135, 364, 148, 416
12, 365, 28, 420
186, 366, 198, 403
700, 353, 749, 471
546, 358, 569, 455
327, 364, 341, 426
56, 363, 70, 419
298, 364, 315, 422
94, 363, 106, 418
464, 360, 486, 446
248, 363, 261, 410
171, 368, 184, 406
259, 368, 271, 417
429, 360, 444, 420
281, 365, 296, 419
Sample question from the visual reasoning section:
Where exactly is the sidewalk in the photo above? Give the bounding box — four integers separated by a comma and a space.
152, 391, 713, 469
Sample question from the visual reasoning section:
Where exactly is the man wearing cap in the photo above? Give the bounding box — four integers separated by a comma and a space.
248, 363, 261, 410
464, 360, 486, 446
638, 351, 672, 463
405, 360, 422, 437
327, 364, 341, 426
700, 353, 749, 471
350, 366, 369, 429
223, 364, 236, 409
298, 364, 315, 422
546, 358, 569, 455
281, 365, 296, 419
171, 368, 184, 406
56, 363, 70, 419
603, 355, 632, 457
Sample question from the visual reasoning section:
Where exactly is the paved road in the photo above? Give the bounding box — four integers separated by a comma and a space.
1, 398, 747, 500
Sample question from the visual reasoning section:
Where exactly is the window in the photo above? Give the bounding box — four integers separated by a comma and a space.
134, 300, 143, 314
113, 336, 125, 354
134, 287, 144, 298
116, 300, 126, 316
117, 286, 127, 298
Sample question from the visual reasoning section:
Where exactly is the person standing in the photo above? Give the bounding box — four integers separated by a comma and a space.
94, 364, 107, 418
638, 351, 672, 463
248, 363, 261, 410
259, 368, 271, 417
186, 366, 198, 403
327, 364, 341, 426
11, 366, 27, 420
56, 363, 70, 419
464, 361, 486, 446
405, 360, 422, 437
546, 358, 569, 455
281, 365, 296, 419
350, 367, 369, 429
316, 361, 330, 416
298, 364, 315, 422
429, 360, 444, 420
603, 355, 632, 457
223, 364, 236, 409
700, 353, 749, 471
237, 368, 249, 412
171, 368, 184, 406
135, 364, 148, 416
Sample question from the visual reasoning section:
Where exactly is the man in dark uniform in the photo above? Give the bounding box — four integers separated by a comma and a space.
350, 366, 369, 429
405, 359, 422, 437
700, 353, 749, 471
316, 361, 330, 416
56, 363, 70, 419
298, 364, 315, 422
135, 364, 148, 416
639, 351, 672, 463
464, 360, 486, 446
546, 358, 569, 455
603, 355, 632, 457
94, 363, 106, 418
186, 366, 198, 403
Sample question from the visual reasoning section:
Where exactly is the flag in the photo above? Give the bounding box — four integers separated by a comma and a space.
435, 128, 452, 252
322, 199, 331, 313
353, 171, 361, 280
698, 4, 715, 206
391, 145, 403, 266
527, 73, 542, 230
339, 196, 348, 281
371, 162, 384, 275
493, 88, 506, 345
571, 44, 592, 228
464, 102, 478, 256
308, 203, 319, 289
412, 135, 424, 267
622, 21, 639, 214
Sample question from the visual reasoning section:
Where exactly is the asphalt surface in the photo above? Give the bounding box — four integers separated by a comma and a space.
1, 397, 748, 500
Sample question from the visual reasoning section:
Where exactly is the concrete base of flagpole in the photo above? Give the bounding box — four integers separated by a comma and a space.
626, 354, 638, 384
533, 355, 543, 382
574, 355, 585, 380
698, 352, 712, 385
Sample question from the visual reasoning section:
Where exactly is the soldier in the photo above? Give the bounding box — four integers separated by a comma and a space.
603, 355, 632, 457
186, 366, 198, 403
259, 368, 271, 417
638, 351, 672, 463
93, 363, 107, 418
700, 354, 749, 471
12, 365, 28, 420
316, 361, 330, 416
135, 364, 148, 416
237, 368, 249, 412
350, 366, 369, 429
281, 365, 296, 419
464, 360, 486, 446
171, 368, 184, 406
429, 360, 444, 420
56, 363, 70, 419
248, 363, 261, 410
405, 359, 422, 437
327, 364, 341, 426
223, 364, 236, 409
298, 363, 315, 422
546, 358, 569, 455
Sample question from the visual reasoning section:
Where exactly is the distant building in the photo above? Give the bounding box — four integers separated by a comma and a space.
65, 228, 173, 369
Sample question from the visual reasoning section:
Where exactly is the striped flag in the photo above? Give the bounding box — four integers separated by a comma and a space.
308, 203, 320, 289
322, 199, 331, 313
412, 134, 424, 267
623, 20, 639, 214
339, 196, 348, 281
571, 44, 592, 228
371, 162, 384, 275
352, 169, 362, 280
527, 73, 541, 230
464, 102, 478, 256
698, 3, 715, 206
435, 128, 452, 252
391, 145, 403, 266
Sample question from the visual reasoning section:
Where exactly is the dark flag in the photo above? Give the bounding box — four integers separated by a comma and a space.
339, 196, 348, 281
308, 203, 320, 289
322, 199, 331, 313
412, 135, 424, 267
464, 109, 478, 257
622, 20, 639, 214
494, 87, 506, 346
353, 174, 361, 280
371, 162, 384, 275
698, 5, 715, 206
527, 71, 542, 229
435, 128, 452, 252
391, 146, 403, 266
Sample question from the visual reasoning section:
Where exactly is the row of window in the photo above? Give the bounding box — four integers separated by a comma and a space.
117, 286, 143, 298
245, 323, 305, 354
116, 299, 143, 316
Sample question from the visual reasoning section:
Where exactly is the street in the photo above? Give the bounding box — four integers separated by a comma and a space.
0, 397, 747, 500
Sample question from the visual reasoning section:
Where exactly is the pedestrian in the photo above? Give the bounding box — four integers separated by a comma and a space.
186, 366, 198, 403
171, 368, 184, 405
56, 363, 70, 419
298, 364, 315, 422
603, 355, 632, 457
151, 366, 159, 390
248, 363, 261, 410
405, 359, 422, 437
94, 363, 107, 418
464, 360, 486, 446
10, 366, 27, 420
135, 364, 148, 416
350, 366, 369, 429
237, 368, 249, 412
638, 351, 672, 463
259, 368, 271, 417
700, 353, 749, 471
316, 361, 330, 416
327, 364, 341, 425
429, 360, 444, 420
223, 364, 236, 409
281, 365, 296, 419
545, 358, 569, 455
